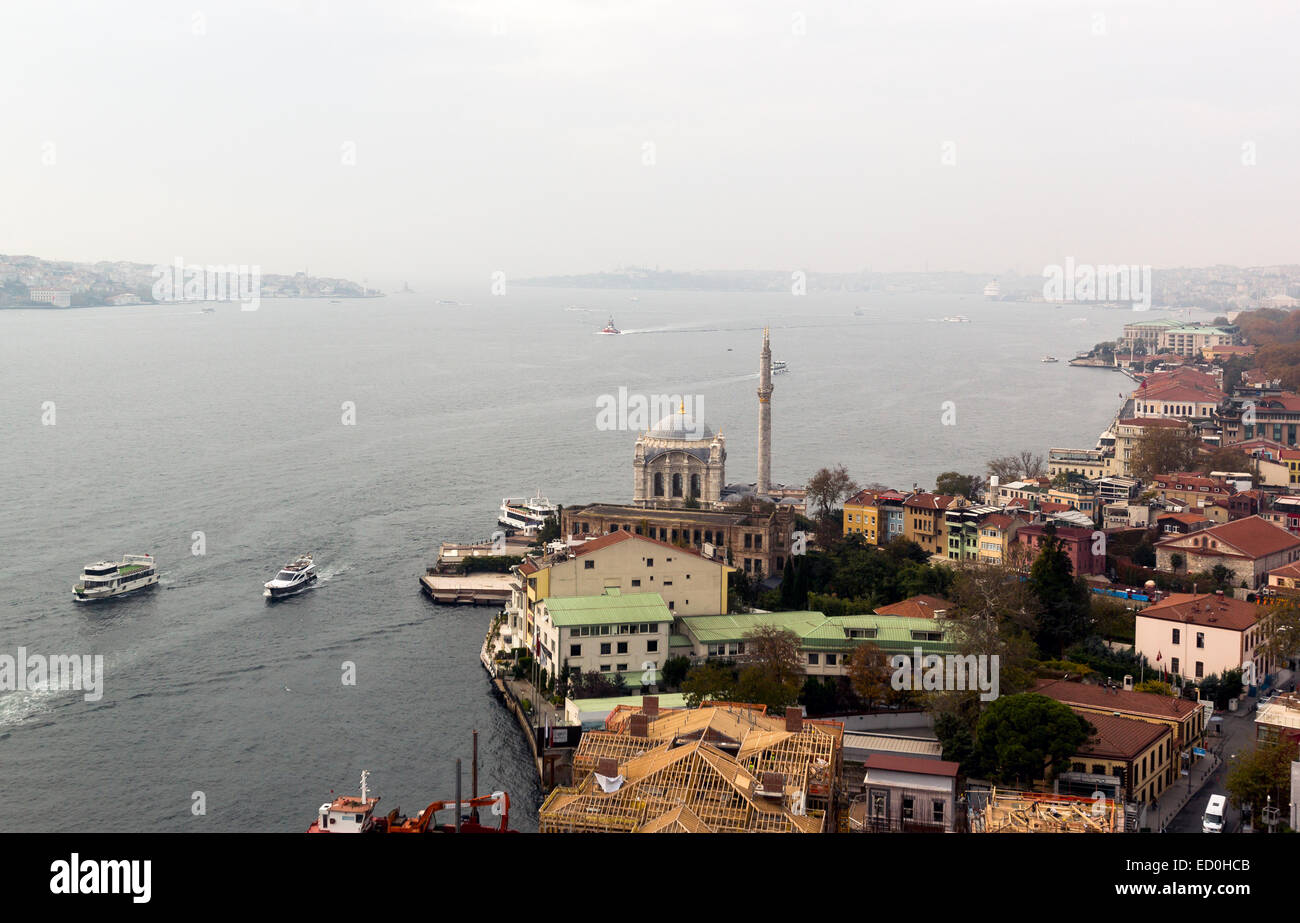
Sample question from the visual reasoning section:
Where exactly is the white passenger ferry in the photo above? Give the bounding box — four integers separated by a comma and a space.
498, 491, 558, 534
73, 554, 159, 602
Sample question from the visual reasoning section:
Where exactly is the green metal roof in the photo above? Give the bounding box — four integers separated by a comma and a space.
542, 591, 670, 627
677, 611, 956, 653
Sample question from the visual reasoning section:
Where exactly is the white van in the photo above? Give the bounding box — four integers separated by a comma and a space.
1202, 794, 1227, 833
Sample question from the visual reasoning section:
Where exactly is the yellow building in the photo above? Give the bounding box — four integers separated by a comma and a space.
843, 490, 882, 542
511, 531, 732, 652
1065, 710, 1173, 806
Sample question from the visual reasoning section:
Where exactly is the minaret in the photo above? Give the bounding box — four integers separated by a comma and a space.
757, 327, 773, 497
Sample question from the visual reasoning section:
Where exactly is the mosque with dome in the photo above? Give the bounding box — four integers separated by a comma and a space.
631, 327, 775, 510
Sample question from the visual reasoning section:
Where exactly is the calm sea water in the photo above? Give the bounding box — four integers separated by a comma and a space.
0, 288, 1194, 831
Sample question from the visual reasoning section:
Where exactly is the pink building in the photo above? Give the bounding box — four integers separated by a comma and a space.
1015, 524, 1106, 576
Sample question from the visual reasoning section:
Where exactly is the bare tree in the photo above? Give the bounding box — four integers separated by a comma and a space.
846, 642, 890, 709
742, 625, 804, 687
806, 464, 858, 520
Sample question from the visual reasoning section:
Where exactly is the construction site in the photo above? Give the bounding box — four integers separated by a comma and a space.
538, 698, 844, 833
966, 787, 1124, 833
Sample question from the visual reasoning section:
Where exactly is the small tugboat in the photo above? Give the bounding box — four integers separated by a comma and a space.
1041, 355, 1059, 363
598, 316, 621, 335
263, 553, 317, 599
73, 554, 159, 602
771, 359, 789, 375
307, 770, 516, 833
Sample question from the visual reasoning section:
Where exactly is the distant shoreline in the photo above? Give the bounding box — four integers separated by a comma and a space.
0, 293, 388, 310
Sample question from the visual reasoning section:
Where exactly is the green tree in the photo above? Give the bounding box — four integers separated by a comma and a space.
660, 655, 690, 690
1254, 602, 1300, 668
974, 694, 1093, 786
681, 661, 734, 707
734, 665, 800, 713
1129, 425, 1201, 480
1134, 679, 1174, 696
1028, 523, 1093, 658
1131, 539, 1156, 568
1226, 738, 1300, 818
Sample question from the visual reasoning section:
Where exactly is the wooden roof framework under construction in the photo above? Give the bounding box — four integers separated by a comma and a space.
544, 699, 844, 834
967, 787, 1122, 833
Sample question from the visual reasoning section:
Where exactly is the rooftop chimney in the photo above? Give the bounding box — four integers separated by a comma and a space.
629, 714, 649, 738
642, 695, 659, 716
596, 757, 619, 779
785, 706, 803, 732
759, 771, 785, 797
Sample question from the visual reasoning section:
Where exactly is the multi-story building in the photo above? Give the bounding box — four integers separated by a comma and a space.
1111, 417, 1194, 477
562, 501, 796, 581
29, 289, 72, 307
1149, 473, 1236, 509
904, 493, 966, 557
1048, 448, 1112, 480
1154, 515, 1300, 589
1035, 679, 1207, 757
1131, 369, 1225, 420
1047, 485, 1099, 516
1095, 476, 1141, 505
945, 505, 1003, 561
1221, 392, 1300, 446
1064, 710, 1174, 807
1014, 524, 1106, 576
673, 610, 955, 677
1135, 592, 1271, 684
533, 589, 673, 683
1121, 320, 1240, 357
970, 512, 1029, 566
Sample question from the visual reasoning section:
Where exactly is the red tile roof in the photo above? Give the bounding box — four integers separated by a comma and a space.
1155, 514, 1300, 559
1034, 679, 1200, 720
571, 530, 704, 559
1073, 710, 1171, 760
863, 754, 960, 777
903, 493, 960, 511
874, 595, 953, 620
1139, 593, 1262, 632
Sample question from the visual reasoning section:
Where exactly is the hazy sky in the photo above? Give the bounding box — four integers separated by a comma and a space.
2, 0, 1296, 285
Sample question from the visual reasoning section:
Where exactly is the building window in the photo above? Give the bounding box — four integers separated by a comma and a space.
672, 473, 683, 497
1171, 657, 1180, 674
1196, 632, 1205, 649
932, 802, 944, 824
808, 653, 819, 665
647, 639, 658, 653
1172, 628, 1180, 645
1195, 661, 1204, 679
617, 641, 628, 654
600, 664, 611, 672
825, 654, 837, 666
600, 643, 611, 655
616, 664, 628, 672
631, 579, 641, 587
584, 560, 595, 570
690, 474, 700, 498
645, 558, 654, 567
570, 644, 581, 656
654, 473, 664, 496
902, 797, 915, 820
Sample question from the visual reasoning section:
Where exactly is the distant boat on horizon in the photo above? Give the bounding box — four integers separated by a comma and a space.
984, 280, 1001, 299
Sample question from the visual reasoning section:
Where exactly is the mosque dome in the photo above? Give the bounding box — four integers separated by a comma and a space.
646, 408, 715, 442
